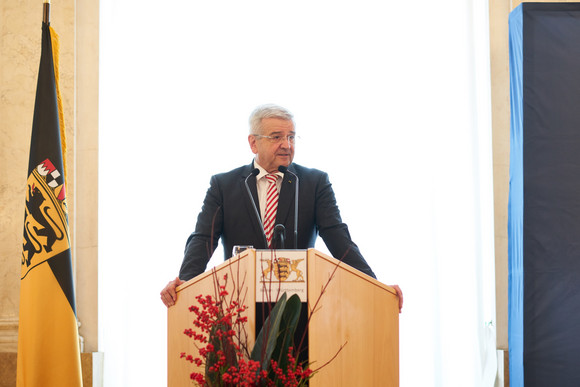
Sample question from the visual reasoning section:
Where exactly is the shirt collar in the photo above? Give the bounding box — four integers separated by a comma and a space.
253, 159, 284, 180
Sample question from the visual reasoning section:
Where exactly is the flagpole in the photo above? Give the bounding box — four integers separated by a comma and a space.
43, 0, 50, 24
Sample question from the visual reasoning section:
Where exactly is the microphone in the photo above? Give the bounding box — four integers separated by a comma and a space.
244, 168, 269, 248
278, 165, 299, 249
274, 224, 286, 249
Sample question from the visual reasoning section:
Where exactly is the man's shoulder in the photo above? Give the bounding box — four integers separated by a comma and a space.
213, 164, 253, 180
291, 163, 328, 179
210, 163, 329, 181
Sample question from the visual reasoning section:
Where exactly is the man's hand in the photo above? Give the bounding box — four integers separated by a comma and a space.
160, 277, 185, 307
390, 284, 403, 313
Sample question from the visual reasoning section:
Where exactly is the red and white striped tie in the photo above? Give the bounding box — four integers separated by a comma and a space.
264, 173, 279, 247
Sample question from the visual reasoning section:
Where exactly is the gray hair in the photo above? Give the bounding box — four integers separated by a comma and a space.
249, 104, 294, 135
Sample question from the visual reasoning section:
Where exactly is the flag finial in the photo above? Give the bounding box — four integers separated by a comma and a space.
43, 1, 50, 24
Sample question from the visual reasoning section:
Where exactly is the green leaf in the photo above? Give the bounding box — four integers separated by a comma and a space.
251, 292, 288, 371
273, 295, 302, 386
271, 293, 302, 373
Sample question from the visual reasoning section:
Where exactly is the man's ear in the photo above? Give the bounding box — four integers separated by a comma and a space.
248, 134, 258, 154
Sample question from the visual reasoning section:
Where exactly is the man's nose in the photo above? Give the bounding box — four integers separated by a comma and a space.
280, 136, 292, 147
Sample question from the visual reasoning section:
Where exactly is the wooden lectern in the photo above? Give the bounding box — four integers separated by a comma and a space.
168, 248, 399, 386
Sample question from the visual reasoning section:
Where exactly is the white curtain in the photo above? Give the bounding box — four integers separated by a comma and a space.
99, 1, 496, 385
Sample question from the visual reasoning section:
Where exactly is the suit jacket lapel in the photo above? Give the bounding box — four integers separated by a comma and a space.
276, 164, 297, 227
240, 163, 265, 245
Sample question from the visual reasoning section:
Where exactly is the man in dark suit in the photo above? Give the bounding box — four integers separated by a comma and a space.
161, 104, 403, 311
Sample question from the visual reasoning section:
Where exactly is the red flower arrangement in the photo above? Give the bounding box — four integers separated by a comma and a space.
180, 273, 315, 386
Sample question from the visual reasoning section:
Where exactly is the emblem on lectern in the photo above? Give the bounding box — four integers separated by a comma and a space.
256, 250, 308, 303
261, 258, 305, 282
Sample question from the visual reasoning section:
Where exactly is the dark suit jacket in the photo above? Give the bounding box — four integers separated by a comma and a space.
179, 162, 375, 280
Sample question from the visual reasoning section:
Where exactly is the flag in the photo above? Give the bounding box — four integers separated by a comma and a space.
17, 20, 83, 387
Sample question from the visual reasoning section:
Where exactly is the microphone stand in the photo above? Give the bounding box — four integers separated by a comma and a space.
245, 168, 269, 248
279, 165, 299, 249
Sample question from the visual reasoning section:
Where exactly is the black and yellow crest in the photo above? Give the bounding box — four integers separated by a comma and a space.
261, 257, 305, 283
21, 158, 69, 279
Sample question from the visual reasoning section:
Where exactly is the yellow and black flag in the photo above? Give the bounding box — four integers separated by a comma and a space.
17, 9, 83, 387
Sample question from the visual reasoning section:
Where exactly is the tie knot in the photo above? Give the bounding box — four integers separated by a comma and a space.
266, 174, 278, 184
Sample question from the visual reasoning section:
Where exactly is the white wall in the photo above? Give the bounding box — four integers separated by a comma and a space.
99, 1, 496, 385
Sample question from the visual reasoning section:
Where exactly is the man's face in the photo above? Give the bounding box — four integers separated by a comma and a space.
248, 118, 295, 173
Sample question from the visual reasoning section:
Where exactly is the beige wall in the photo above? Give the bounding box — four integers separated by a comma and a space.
0, 0, 99, 353
489, 0, 513, 351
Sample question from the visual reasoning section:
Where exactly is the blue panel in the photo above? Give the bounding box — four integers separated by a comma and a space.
508, 5, 523, 387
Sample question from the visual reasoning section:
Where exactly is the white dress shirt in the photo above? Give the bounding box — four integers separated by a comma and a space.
254, 160, 283, 221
